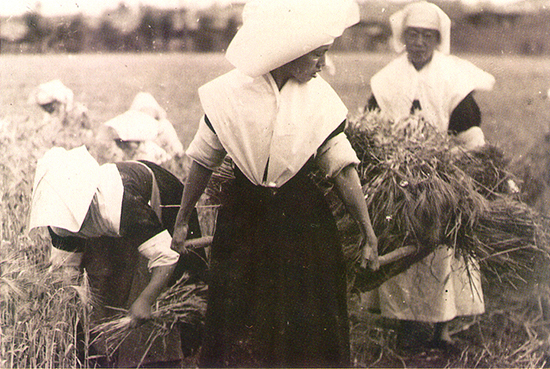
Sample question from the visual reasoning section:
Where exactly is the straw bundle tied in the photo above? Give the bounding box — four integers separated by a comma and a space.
339, 110, 550, 292
90, 274, 207, 363
206, 110, 550, 293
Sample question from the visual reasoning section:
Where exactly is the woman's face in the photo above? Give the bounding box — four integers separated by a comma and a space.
286, 45, 331, 84
40, 101, 61, 114
403, 27, 440, 70
115, 139, 140, 153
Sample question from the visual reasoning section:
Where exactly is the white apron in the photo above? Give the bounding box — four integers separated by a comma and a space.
364, 246, 485, 322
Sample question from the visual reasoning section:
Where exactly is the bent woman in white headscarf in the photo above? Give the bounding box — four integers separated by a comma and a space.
128, 91, 185, 159
170, 0, 378, 367
29, 79, 91, 143
101, 92, 185, 165
364, 1, 495, 347
29, 79, 75, 124
28, 146, 205, 367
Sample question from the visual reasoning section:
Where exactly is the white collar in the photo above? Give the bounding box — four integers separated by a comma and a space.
199, 69, 348, 186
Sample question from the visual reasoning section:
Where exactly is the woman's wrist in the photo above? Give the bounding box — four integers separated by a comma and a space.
359, 223, 376, 241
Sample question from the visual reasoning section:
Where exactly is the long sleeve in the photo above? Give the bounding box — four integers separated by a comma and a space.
316, 121, 360, 178
185, 116, 227, 171
48, 227, 84, 267
447, 92, 481, 135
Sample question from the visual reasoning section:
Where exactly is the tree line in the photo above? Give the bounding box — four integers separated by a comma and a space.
2, 3, 549, 55
1, 5, 240, 53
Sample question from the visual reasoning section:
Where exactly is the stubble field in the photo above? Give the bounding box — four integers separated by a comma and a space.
1, 51, 550, 367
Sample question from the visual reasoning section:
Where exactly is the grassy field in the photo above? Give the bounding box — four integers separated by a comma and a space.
2, 52, 549, 157
1, 51, 550, 368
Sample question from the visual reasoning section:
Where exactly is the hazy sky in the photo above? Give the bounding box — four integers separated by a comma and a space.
0, 0, 524, 17
0, 0, 237, 17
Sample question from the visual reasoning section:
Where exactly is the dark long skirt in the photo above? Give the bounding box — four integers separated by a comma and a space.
199, 166, 350, 368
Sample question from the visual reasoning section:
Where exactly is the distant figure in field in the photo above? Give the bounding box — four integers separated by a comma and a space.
129, 92, 185, 159
29, 79, 89, 130
103, 92, 184, 165
104, 110, 172, 164
28, 145, 205, 367
363, 1, 495, 348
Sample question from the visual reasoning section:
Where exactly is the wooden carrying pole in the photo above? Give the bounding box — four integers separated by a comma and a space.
183, 236, 214, 250
377, 245, 417, 266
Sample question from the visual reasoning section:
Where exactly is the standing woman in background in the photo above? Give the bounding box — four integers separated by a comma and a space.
364, 1, 495, 347
171, 0, 379, 367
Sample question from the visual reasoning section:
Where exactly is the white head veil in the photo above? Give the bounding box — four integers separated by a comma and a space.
29, 146, 100, 232
104, 110, 160, 142
225, 0, 360, 78
29, 79, 74, 110
129, 92, 167, 120
389, 1, 451, 55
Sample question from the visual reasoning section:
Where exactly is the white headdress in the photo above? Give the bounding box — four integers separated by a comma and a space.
104, 110, 160, 142
129, 92, 167, 120
29, 146, 100, 232
389, 1, 451, 55
225, 0, 360, 78
29, 79, 74, 110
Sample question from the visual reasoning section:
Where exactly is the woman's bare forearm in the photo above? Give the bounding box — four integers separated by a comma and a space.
333, 165, 376, 241
333, 165, 379, 269
177, 161, 213, 224
171, 161, 214, 253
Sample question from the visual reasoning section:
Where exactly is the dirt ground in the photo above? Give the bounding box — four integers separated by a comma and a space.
348, 286, 550, 368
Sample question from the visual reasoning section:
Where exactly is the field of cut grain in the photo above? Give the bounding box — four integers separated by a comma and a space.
1, 51, 550, 368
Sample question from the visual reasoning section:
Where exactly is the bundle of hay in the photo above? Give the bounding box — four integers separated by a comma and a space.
90, 274, 207, 365
339, 110, 550, 292
204, 110, 550, 293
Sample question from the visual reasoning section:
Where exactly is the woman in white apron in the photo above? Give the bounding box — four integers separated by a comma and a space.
364, 1, 495, 348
